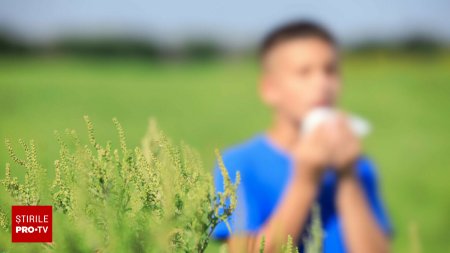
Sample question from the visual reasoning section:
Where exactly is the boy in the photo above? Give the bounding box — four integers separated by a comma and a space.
212, 21, 391, 253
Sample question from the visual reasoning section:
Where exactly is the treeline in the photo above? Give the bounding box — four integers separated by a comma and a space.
349, 35, 448, 55
0, 29, 448, 60
0, 31, 226, 61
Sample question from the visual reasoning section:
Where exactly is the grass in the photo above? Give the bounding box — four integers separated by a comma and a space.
1, 53, 450, 252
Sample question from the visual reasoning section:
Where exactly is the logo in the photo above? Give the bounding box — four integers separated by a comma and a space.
11, 206, 52, 243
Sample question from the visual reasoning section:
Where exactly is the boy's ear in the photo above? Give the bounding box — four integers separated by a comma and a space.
259, 74, 279, 107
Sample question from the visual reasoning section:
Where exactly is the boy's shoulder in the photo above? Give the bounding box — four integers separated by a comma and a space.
222, 134, 264, 157
218, 134, 266, 173
222, 134, 263, 160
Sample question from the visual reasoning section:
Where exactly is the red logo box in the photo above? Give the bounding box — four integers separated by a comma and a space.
11, 206, 52, 243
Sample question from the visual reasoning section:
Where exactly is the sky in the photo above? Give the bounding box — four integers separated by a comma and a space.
0, 0, 449, 46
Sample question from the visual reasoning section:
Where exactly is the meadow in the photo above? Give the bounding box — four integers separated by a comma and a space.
0, 53, 449, 252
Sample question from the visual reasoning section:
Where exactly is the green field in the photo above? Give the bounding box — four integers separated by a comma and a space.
1, 53, 449, 252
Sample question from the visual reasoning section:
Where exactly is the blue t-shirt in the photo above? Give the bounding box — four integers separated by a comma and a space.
212, 134, 391, 253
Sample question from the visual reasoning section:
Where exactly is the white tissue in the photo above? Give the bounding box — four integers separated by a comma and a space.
301, 107, 371, 137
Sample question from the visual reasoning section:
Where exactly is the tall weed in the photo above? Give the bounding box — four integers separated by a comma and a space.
0, 117, 239, 253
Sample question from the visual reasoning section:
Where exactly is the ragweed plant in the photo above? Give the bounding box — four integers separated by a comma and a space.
302, 204, 323, 253
0, 117, 239, 253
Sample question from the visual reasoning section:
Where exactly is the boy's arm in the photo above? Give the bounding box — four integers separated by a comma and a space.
228, 165, 321, 253
337, 172, 389, 253
332, 117, 390, 253
228, 126, 330, 253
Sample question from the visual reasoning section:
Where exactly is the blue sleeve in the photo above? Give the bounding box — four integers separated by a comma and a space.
357, 157, 393, 236
211, 150, 261, 240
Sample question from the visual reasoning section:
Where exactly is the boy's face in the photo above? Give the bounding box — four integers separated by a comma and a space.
260, 37, 340, 122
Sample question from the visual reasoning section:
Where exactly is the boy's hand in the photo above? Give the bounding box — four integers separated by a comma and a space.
293, 112, 362, 182
292, 124, 332, 183
329, 114, 361, 175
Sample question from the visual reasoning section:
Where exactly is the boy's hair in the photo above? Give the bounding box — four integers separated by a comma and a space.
259, 20, 336, 58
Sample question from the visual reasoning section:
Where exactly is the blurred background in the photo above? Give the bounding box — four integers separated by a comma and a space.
0, 0, 449, 252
